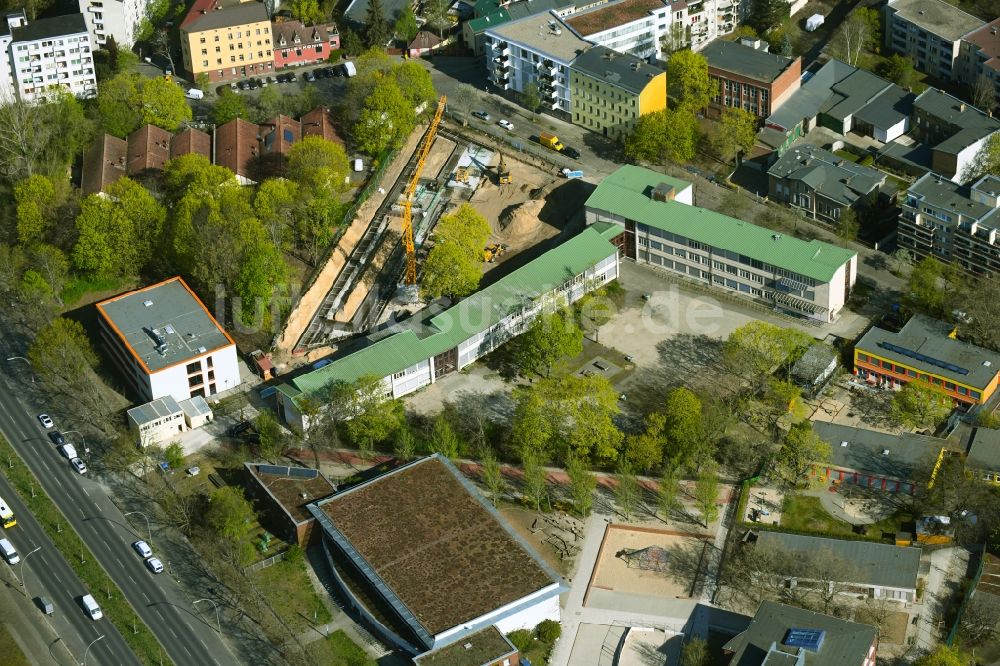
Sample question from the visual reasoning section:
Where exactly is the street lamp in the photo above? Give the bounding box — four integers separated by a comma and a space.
64, 430, 88, 456
82, 635, 104, 666
124, 511, 152, 547
6, 356, 33, 382
194, 598, 221, 634
19, 546, 40, 595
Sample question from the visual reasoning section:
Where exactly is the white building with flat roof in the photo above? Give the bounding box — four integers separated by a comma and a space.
79, 0, 152, 49
0, 11, 96, 103
96, 276, 240, 404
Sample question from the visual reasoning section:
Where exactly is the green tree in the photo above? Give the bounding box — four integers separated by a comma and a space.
680, 637, 711, 666
393, 61, 437, 112
341, 374, 404, 455
831, 8, 877, 67
0, 94, 93, 180
393, 426, 417, 461
515, 308, 583, 377
27, 244, 69, 301
662, 22, 689, 55
662, 387, 705, 470
565, 454, 596, 517
213, 89, 249, 125
14, 174, 60, 245
424, 0, 452, 38
748, 0, 789, 33
521, 453, 548, 511
892, 381, 952, 431
341, 27, 364, 55
838, 207, 859, 241
256, 410, 285, 460
98, 72, 192, 136
907, 256, 957, 315
723, 321, 811, 395
624, 107, 699, 164
971, 74, 997, 114
354, 76, 415, 154
196, 72, 210, 91
624, 412, 665, 473
520, 81, 541, 115
613, 462, 640, 521
881, 53, 915, 89
163, 153, 237, 201
394, 5, 419, 42
535, 619, 561, 643
657, 466, 681, 522
291, 0, 325, 24
667, 50, 710, 113
510, 385, 556, 463
718, 107, 758, 163
529, 375, 622, 465
205, 486, 255, 541
480, 449, 505, 506
28, 318, 98, 393
912, 646, 971, 666
164, 442, 185, 468
421, 237, 483, 298
427, 414, 461, 459
963, 131, 1000, 182
774, 421, 831, 486
73, 177, 166, 279
507, 629, 533, 652
287, 136, 350, 196
693, 465, 720, 526
364, 0, 391, 47
779, 33, 793, 57
254, 177, 301, 249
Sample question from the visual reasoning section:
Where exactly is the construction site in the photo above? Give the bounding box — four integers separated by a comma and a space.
271, 98, 585, 368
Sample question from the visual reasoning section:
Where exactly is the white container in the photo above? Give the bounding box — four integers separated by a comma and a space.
805, 14, 825, 32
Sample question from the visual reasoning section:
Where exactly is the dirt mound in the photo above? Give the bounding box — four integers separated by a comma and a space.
499, 198, 545, 237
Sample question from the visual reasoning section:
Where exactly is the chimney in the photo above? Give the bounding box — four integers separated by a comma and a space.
959, 103, 966, 112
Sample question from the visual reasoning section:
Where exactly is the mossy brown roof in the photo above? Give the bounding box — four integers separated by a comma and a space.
315, 456, 556, 636
564, 0, 666, 36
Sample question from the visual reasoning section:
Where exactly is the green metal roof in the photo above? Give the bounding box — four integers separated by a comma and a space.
467, 8, 510, 33
586, 165, 856, 282
285, 227, 617, 404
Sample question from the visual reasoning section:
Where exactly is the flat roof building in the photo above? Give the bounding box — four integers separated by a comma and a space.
884, 0, 985, 82
958, 19, 1000, 107
910, 88, 1000, 182
244, 463, 337, 546
96, 277, 240, 403
569, 46, 666, 140
412, 625, 519, 665
585, 165, 857, 322
854, 314, 1000, 406
703, 39, 801, 120
724, 601, 879, 665
308, 455, 564, 656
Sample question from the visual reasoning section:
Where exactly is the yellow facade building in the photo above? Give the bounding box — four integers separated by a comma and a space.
180, 0, 273, 84
569, 46, 666, 141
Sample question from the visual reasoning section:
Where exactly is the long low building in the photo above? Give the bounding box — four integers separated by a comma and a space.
276, 226, 620, 429
307, 455, 564, 656
585, 165, 858, 322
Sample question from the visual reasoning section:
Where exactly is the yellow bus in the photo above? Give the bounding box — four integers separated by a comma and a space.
0, 497, 15, 528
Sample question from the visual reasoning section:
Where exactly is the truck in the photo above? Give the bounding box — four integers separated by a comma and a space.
539, 132, 564, 151
341, 61, 357, 77
561, 168, 583, 179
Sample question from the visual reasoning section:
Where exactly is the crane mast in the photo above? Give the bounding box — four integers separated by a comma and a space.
402, 96, 447, 285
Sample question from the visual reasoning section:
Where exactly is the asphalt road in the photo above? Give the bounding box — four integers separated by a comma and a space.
0, 471, 139, 666
0, 327, 240, 666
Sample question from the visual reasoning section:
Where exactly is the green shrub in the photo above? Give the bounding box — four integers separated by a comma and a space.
859, 155, 875, 166
507, 629, 533, 652
535, 619, 561, 643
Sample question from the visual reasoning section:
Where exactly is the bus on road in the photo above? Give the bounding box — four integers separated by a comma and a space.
0, 497, 15, 528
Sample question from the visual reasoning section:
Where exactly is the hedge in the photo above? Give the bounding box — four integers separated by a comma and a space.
0, 435, 168, 665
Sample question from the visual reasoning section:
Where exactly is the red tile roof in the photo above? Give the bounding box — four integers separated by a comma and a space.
271, 19, 338, 48
260, 114, 301, 155
964, 18, 1000, 74
171, 127, 212, 160
215, 117, 260, 180
300, 108, 343, 145
127, 124, 172, 175
82, 134, 127, 195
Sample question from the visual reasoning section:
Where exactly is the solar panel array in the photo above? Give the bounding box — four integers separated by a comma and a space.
258, 464, 290, 476
257, 464, 319, 479
783, 628, 826, 652
878, 341, 970, 376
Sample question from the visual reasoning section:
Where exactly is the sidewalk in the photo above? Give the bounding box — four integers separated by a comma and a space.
0, 567, 75, 666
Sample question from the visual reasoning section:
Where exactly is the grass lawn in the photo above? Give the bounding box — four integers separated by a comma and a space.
780, 494, 908, 541
60, 275, 128, 308
834, 150, 860, 163
305, 630, 374, 666
0, 625, 30, 666
253, 555, 332, 634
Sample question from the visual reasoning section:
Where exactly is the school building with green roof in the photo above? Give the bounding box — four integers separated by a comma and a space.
276, 226, 620, 429
585, 165, 857, 322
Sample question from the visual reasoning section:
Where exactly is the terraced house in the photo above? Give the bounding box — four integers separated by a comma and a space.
585, 166, 857, 322
180, 0, 272, 83
569, 46, 665, 139
853, 314, 1000, 406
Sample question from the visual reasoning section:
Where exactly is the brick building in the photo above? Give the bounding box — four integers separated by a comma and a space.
271, 19, 339, 70
243, 463, 337, 547
703, 38, 801, 120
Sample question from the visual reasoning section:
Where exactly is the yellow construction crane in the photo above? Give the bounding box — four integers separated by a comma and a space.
402, 95, 447, 285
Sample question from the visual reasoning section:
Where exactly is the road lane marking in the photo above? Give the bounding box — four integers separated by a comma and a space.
128, 575, 136, 585
142, 592, 150, 602
82, 487, 90, 497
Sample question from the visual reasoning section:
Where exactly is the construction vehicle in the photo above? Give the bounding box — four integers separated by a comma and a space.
497, 153, 512, 184
454, 166, 472, 184
539, 132, 564, 151
483, 243, 506, 263
402, 96, 447, 285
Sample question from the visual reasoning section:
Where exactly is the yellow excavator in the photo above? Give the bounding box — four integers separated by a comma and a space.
497, 152, 512, 185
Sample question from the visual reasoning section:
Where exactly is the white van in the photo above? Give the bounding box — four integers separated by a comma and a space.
81, 594, 102, 620
342, 61, 356, 77
0, 538, 19, 564
59, 444, 77, 459
185, 88, 205, 100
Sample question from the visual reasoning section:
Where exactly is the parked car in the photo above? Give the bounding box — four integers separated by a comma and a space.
498, 119, 514, 131
259, 77, 268, 87
472, 110, 491, 121
303, 70, 316, 82
266, 76, 275, 85
287, 72, 298, 83
184, 88, 205, 99
237, 80, 249, 90
70, 457, 87, 474
229, 82, 238, 93
562, 146, 580, 159
227, 421, 253, 437
48, 431, 65, 445
37, 414, 54, 429
132, 540, 153, 559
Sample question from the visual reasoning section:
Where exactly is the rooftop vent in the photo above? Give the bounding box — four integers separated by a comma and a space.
882, 449, 890, 456
300, 492, 309, 500
840, 441, 849, 447
463, 643, 473, 650
772, 233, 782, 240
652, 182, 676, 202
197, 346, 207, 353
985, 361, 992, 367
143, 299, 153, 307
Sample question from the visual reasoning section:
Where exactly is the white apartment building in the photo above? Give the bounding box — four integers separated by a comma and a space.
485, 12, 590, 112
0, 11, 96, 103
79, 0, 151, 49
96, 276, 241, 404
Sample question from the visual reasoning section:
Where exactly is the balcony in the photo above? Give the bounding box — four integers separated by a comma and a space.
490, 77, 510, 90
492, 54, 508, 64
